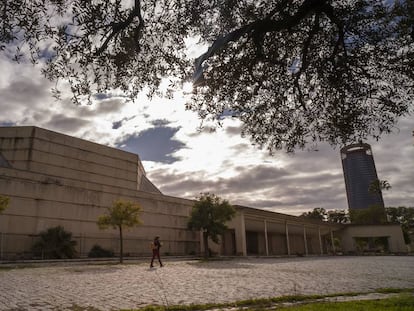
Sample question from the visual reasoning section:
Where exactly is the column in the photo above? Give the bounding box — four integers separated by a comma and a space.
330, 228, 336, 254
285, 221, 291, 256
318, 227, 323, 255
0, 232, 3, 260
199, 231, 204, 254
264, 219, 269, 256
241, 212, 247, 256
233, 211, 247, 256
303, 225, 308, 256
79, 234, 83, 258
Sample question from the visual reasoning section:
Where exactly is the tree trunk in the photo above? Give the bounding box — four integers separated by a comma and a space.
119, 225, 123, 263
203, 231, 209, 258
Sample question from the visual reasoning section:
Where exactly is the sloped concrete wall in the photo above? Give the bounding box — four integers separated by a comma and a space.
0, 167, 198, 259
0, 126, 151, 192
0, 126, 196, 259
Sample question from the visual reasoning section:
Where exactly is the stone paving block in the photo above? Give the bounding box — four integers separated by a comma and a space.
0, 257, 413, 310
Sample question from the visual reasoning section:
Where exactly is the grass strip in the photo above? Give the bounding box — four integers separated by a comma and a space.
270, 293, 414, 311
126, 288, 413, 311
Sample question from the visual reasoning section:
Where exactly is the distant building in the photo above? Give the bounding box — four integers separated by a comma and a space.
340, 143, 385, 210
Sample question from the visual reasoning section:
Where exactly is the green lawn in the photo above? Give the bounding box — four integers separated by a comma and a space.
131, 289, 414, 311
260, 293, 414, 311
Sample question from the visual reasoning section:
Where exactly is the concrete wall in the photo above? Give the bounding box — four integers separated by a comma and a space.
0, 126, 196, 259
0, 126, 160, 193
339, 225, 407, 253
0, 166, 199, 259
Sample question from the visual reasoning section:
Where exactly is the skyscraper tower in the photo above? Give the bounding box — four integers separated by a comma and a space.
340, 143, 385, 210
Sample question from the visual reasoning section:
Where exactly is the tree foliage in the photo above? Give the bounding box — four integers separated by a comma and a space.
349, 205, 387, 225
1, 0, 413, 151
188, 193, 235, 257
97, 199, 142, 263
327, 209, 349, 224
31, 226, 77, 259
301, 207, 350, 223
88, 244, 115, 258
386, 206, 414, 244
0, 195, 9, 214
368, 179, 392, 195
300, 207, 327, 221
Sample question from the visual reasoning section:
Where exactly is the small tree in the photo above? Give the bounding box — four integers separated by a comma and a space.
188, 193, 235, 257
0, 195, 9, 214
97, 199, 142, 263
32, 226, 77, 259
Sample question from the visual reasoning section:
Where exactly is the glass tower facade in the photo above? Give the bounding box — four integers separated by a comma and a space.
340, 143, 385, 210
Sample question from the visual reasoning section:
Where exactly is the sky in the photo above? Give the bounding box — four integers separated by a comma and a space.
0, 42, 413, 216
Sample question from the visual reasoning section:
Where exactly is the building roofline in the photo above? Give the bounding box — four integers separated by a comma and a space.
0, 125, 142, 160
340, 142, 371, 154
234, 204, 344, 228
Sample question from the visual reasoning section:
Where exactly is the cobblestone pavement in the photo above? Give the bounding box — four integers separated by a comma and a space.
0, 256, 413, 310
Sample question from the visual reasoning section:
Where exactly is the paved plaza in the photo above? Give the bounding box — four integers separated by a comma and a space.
0, 256, 413, 310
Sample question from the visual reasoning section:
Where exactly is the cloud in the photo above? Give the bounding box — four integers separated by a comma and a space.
225, 125, 243, 136
147, 158, 348, 214
117, 126, 187, 164
112, 115, 137, 129
367, 117, 414, 208
0, 51, 412, 218
0, 79, 48, 104
43, 114, 90, 133
150, 119, 171, 127
144, 115, 413, 215
0, 60, 54, 125
93, 98, 126, 115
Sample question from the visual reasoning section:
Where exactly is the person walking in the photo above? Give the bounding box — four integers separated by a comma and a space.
150, 236, 163, 268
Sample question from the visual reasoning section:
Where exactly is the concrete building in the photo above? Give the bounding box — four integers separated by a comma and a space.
217, 206, 342, 256
339, 224, 407, 254
0, 127, 407, 260
0, 126, 198, 259
340, 143, 385, 210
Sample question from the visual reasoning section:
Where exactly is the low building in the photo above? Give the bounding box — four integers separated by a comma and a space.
215, 206, 343, 256
0, 126, 407, 260
338, 224, 407, 254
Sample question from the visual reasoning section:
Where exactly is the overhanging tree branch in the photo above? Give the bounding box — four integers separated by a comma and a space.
294, 14, 321, 110
321, 2, 347, 60
95, 0, 144, 55
193, 0, 329, 85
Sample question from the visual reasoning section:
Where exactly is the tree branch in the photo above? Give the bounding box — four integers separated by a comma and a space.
321, 3, 347, 60
293, 14, 320, 110
193, 0, 329, 85
95, 0, 144, 56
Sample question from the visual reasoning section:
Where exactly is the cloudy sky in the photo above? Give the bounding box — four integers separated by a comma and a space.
0, 41, 413, 216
